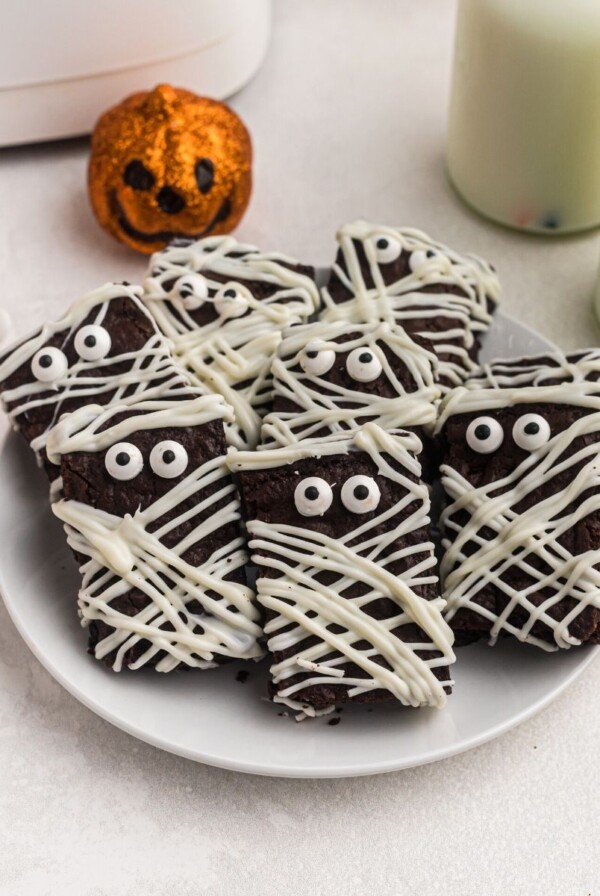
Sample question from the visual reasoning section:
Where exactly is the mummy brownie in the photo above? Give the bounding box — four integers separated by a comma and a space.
142, 235, 320, 449
436, 349, 600, 651
231, 423, 455, 718
0, 283, 192, 481
321, 220, 500, 388
260, 318, 440, 447
47, 393, 263, 671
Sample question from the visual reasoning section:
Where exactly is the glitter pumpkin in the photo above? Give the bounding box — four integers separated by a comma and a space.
88, 84, 252, 254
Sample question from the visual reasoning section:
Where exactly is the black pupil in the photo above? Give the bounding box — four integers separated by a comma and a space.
84, 335, 96, 348
305, 486, 319, 501
426, 250, 435, 258
474, 424, 491, 441
359, 352, 372, 364
524, 421, 540, 435
163, 450, 176, 464
39, 354, 52, 368
306, 351, 318, 359
224, 289, 237, 298
195, 158, 215, 194
116, 452, 130, 466
354, 484, 370, 500
124, 159, 155, 191
376, 238, 388, 250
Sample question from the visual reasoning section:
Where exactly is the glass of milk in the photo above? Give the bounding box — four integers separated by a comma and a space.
447, 0, 600, 234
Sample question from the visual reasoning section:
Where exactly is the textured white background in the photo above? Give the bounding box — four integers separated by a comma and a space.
1, 2, 600, 894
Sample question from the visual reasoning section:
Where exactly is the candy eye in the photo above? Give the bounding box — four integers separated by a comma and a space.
341, 475, 381, 514
299, 342, 336, 376
346, 347, 382, 382
174, 273, 208, 310
149, 440, 189, 478
214, 285, 249, 320
104, 442, 144, 481
512, 414, 551, 451
31, 347, 68, 383
409, 248, 438, 274
371, 234, 402, 264
294, 477, 333, 516
466, 416, 504, 454
74, 325, 111, 362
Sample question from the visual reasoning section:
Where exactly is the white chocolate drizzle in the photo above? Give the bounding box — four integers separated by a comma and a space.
321, 219, 500, 389
260, 319, 440, 448
437, 349, 600, 650
142, 235, 320, 450
230, 423, 455, 717
48, 395, 263, 671
0, 282, 193, 468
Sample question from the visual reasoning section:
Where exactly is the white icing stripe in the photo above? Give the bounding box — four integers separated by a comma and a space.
260, 319, 440, 448
0, 282, 193, 466
142, 235, 320, 449
320, 220, 499, 389
46, 394, 230, 461
439, 350, 600, 649
233, 423, 455, 715
436, 349, 600, 431
50, 395, 263, 671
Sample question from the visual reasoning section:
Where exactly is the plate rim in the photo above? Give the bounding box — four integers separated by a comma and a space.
1, 309, 598, 778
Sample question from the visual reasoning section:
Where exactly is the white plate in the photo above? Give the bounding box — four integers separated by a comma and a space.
0, 311, 597, 778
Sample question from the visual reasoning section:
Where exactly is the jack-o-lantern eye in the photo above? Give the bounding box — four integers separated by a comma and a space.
123, 159, 155, 191
195, 158, 215, 194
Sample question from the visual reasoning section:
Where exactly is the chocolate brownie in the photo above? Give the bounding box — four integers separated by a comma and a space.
260, 318, 440, 448
47, 393, 263, 671
436, 348, 600, 650
0, 283, 192, 481
320, 220, 500, 389
142, 234, 320, 449
231, 424, 455, 719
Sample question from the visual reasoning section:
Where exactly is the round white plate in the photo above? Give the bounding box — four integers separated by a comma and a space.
0, 311, 597, 778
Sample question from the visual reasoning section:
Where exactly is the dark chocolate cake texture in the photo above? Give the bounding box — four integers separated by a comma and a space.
231, 423, 455, 719
142, 234, 320, 450
260, 318, 440, 447
436, 348, 600, 650
0, 282, 192, 485
47, 393, 263, 672
321, 219, 500, 390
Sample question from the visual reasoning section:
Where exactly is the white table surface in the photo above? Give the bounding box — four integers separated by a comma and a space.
1, 2, 600, 894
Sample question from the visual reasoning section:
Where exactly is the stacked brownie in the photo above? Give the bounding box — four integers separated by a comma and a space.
230, 220, 502, 716
142, 235, 320, 449
0, 277, 263, 671
320, 219, 500, 390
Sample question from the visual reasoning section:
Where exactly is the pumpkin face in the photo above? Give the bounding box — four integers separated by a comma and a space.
88, 84, 252, 254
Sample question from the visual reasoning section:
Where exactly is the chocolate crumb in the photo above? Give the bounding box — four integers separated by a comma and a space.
235, 670, 249, 683
327, 717, 341, 726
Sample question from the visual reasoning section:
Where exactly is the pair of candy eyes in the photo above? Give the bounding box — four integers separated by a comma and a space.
301, 345, 382, 382
152, 269, 249, 319
294, 475, 380, 517
104, 440, 189, 481
467, 414, 551, 454
31, 325, 112, 383
370, 234, 443, 270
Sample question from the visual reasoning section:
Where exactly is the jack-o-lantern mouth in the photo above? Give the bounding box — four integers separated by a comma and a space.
108, 190, 232, 245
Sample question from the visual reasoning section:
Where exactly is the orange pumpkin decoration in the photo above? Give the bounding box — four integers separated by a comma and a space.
88, 84, 252, 254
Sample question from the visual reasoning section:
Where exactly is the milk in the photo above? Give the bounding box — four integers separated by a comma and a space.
447, 0, 600, 234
